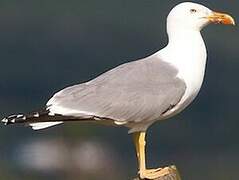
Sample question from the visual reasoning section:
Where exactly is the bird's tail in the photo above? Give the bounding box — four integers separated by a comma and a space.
1, 108, 77, 130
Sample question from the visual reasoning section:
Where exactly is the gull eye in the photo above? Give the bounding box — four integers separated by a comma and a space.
190, 9, 197, 13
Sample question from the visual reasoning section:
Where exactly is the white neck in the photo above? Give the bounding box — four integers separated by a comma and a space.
156, 29, 207, 108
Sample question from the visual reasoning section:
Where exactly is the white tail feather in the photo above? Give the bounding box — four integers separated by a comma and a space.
29, 122, 63, 130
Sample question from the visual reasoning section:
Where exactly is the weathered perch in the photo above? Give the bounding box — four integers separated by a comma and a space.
133, 165, 181, 180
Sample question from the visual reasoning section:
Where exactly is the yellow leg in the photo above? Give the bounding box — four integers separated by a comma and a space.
133, 131, 170, 179
133, 131, 146, 171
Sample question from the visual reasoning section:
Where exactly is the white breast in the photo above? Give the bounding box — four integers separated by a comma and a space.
156, 30, 207, 116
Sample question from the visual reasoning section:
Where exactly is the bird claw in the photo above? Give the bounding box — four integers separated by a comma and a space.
139, 167, 170, 179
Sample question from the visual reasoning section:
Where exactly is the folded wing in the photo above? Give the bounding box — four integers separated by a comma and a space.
47, 55, 186, 124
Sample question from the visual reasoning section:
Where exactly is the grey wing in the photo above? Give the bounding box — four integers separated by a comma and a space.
47, 56, 186, 123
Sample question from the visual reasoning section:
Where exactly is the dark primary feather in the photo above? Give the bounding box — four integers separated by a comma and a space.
1, 109, 79, 125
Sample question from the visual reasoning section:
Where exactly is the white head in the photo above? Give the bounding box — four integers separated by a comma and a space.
167, 2, 235, 32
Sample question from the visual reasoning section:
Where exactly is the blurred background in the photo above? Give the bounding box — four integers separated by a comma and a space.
0, 0, 238, 179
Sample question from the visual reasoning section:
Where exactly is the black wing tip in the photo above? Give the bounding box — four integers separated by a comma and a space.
1, 107, 50, 126
1, 114, 27, 125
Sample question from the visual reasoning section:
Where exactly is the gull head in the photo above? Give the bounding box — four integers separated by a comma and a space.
167, 2, 235, 32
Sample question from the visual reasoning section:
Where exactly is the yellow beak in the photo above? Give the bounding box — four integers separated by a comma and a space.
206, 11, 235, 25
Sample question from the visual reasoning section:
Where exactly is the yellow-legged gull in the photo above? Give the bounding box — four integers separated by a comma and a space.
2, 2, 235, 179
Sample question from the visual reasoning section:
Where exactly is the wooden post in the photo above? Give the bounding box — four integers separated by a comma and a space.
133, 165, 181, 180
